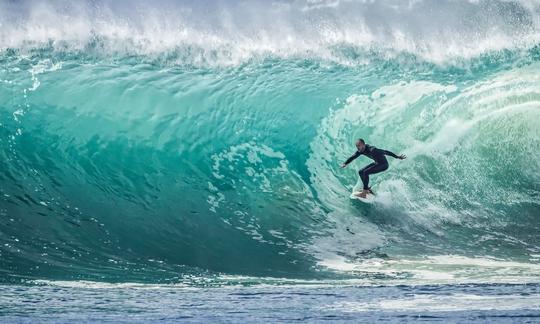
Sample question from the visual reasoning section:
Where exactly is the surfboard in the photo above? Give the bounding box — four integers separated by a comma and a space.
350, 191, 375, 203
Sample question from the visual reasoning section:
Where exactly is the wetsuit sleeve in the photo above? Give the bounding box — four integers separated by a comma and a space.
344, 151, 361, 165
381, 149, 399, 159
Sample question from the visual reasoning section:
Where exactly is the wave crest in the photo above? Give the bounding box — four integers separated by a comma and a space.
2, 0, 540, 65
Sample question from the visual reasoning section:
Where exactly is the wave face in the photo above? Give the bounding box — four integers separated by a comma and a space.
1, 0, 539, 283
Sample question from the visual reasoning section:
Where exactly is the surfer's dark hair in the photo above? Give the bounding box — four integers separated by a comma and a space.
357, 138, 365, 144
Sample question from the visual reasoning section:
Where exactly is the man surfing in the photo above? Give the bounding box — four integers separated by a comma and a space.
341, 139, 406, 198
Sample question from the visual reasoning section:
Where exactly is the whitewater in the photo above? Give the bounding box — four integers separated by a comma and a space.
1, 0, 539, 322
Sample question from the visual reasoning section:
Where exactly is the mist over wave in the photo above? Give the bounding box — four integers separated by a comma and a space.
2, 0, 540, 65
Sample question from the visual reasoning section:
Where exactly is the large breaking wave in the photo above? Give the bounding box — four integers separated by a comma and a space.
0, 0, 539, 284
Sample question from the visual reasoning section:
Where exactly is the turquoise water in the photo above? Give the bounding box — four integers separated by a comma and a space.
1, 0, 540, 321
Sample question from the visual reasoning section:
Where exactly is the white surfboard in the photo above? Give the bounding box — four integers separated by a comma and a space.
350, 191, 376, 203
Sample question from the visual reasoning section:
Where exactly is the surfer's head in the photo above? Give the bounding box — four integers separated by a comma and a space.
355, 138, 365, 151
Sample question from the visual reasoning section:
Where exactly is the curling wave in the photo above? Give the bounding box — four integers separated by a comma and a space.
0, 0, 539, 284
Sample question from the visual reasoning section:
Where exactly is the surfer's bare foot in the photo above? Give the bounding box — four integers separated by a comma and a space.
356, 189, 369, 198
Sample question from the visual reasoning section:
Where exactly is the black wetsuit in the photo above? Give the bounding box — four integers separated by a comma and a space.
344, 144, 399, 190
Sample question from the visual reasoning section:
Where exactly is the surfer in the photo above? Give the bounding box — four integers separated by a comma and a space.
341, 139, 406, 198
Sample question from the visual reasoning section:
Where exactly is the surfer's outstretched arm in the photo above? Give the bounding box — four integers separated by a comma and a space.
382, 149, 406, 160
341, 151, 361, 167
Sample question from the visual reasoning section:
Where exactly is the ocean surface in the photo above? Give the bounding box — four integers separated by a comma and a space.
1, 0, 539, 322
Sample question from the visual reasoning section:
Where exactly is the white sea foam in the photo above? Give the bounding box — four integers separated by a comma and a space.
1, 0, 540, 65
31, 254, 540, 288
329, 293, 540, 312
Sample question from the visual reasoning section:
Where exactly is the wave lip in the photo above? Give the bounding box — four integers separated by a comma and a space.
2, 0, 540, 65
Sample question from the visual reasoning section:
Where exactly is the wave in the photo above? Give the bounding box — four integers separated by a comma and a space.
0, 0, 539, 284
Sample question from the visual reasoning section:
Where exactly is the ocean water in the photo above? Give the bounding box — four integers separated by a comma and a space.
1, 0, 540, 322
